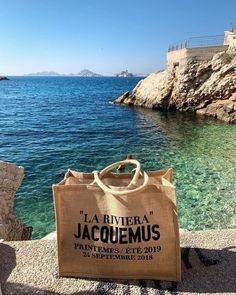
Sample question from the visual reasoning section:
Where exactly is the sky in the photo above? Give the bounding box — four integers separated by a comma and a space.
0, 0, 235, 76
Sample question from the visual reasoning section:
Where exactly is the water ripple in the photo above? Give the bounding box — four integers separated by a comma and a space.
0, 76, 236, 238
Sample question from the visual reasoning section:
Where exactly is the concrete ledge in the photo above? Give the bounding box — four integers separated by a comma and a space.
0, 229, 236, 294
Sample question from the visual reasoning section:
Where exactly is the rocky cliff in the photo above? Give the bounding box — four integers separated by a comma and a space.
114, 46, 236, 123
0, 161, 32, 241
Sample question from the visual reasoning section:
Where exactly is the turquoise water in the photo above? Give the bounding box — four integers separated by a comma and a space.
0, 77, 236, 239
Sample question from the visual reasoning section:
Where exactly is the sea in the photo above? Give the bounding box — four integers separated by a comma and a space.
0, 76, 236, 239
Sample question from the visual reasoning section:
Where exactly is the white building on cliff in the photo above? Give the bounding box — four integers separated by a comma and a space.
167, 29, 236, 67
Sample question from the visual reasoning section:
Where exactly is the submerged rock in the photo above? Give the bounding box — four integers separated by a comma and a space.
196, 100, 236, 123
114, 47, 236, 123
0, 161, 32, 241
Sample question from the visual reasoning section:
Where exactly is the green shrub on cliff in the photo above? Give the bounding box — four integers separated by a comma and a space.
220, 52, 233, 64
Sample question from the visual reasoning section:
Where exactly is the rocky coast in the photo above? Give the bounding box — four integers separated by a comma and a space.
114, 37, 236, 123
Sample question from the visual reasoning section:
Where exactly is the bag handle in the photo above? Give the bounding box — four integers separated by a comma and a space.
93, 159, 149, 196
99, 159, 142, 186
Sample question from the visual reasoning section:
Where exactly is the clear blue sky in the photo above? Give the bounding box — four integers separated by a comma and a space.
0, 0, 235, 75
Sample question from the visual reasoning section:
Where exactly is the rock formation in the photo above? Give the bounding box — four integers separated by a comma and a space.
0, 76, 9, 81
114, 70, 134, 77
114, 46, 236, 123
0, 161, 32, 241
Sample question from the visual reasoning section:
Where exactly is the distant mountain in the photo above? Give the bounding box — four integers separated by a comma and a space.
25, 69, 102, 77
26, 71, 61, 76
74, 69, 102, 77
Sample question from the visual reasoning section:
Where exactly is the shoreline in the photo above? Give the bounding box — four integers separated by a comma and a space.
114, 34, 236, 123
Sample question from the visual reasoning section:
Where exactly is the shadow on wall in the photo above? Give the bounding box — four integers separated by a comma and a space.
0, 245, 236, 294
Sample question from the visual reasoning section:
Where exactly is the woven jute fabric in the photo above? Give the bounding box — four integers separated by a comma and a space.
53, 163, 181, 281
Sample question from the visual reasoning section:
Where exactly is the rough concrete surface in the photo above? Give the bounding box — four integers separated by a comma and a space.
0, 229, 236, 295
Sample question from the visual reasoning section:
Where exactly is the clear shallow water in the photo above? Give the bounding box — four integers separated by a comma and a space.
0, 76, 236, 239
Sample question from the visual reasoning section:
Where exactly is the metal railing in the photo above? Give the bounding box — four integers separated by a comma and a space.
168, 34, 224, 52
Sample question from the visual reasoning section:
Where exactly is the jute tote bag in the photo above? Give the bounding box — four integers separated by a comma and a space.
53, 159, 181, 281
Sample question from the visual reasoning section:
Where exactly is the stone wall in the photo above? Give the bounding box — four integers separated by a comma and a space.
185, 46, 229, 62
167, 45, 228, 67
224, 30, 236, 47
167, 48, 186, 67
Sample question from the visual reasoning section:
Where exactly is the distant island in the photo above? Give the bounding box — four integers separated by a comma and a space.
69, 69, 102, 77
24, 69, 147, 77
114, 70, 147, 77
25, 69, 102, 77
26, 71, 61, 76
115, 70, 133, 77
